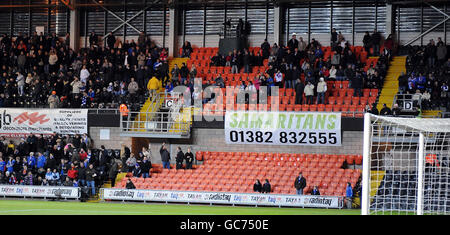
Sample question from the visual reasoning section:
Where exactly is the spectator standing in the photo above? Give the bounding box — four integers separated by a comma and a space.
352, 72, 363, 97
371, 29, 381, 56
89, 31, 99, 47
425, 39, 437, 68
36, 153, 46, 170
16, 72, 25, 96
147, 76, 160, 100
45, 168, 53, 185
126, 153, 137, 173
132, 163, 141, 177
295, 79, 304, 104
304, 82, 315, 105
398, 72, 408, 93
175, 147, 184, 170
184, 147, 194, 170
436, 42, 447, 66
85, 164, 97, 196
24, 172, 33, 185
140, 156, 151, 178
189, 64, 197, 79
51, 169, 60, 185
106, 32, 116, 49
316, 77, 327, 104
287, 33, 299, 52
77, 162, 86, 187
345, 182, 353, 209
274, 70, 283, 88
261, 39, 271, 59
160, 143, 171, 169
182, 41, 192, 58
294, 172, 307, 195
363, 31, 371, 55
180, 63, 189, 84
47, 91, 60, 108
0, 157, 6, 174
80, 65, 90, 84
127, 77, 139, 95
330, 28, 338, 48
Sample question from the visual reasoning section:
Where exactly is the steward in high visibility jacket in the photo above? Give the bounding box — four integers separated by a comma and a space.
120, 104, 129, 116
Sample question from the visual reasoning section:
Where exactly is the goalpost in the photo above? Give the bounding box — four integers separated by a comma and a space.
362, 113, 450, 215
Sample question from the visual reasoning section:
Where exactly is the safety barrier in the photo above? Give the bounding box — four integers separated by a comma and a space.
100, 188, 344, 209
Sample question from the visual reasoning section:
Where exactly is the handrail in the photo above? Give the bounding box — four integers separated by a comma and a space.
440, 112, 450, 118
120, 92, 192, 136
121, 111, 191, 135
392, 93, 421, 110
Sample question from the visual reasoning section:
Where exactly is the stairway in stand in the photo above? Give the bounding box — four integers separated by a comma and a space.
134, 57, 189, 127
376, 56, 406, 111
86, 179, 115, 203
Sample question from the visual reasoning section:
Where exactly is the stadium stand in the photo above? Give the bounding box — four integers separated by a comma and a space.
0, 32, 167, 112
0, 133, 123, 199
178, 42, 389, 118
114, 151, 362, 197
395, 42, 450, 117
0, 0, 448, 214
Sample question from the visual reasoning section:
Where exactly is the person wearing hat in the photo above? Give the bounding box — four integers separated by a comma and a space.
48, 90, 60, 109
288, 33, 299, 52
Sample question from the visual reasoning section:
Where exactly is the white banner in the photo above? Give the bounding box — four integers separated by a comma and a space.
224, 111, 341, 146
0, 109, 88, 137
101, 188, 342, 208
0, 185, 80, 198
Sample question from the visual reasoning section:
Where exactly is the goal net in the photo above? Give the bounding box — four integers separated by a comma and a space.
361, 113, 450, 215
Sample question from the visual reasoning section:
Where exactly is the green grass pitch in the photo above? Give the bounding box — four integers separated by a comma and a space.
0, 199, 361, 215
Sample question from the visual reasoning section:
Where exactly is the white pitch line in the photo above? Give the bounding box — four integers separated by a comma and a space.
0, 209, 158, 214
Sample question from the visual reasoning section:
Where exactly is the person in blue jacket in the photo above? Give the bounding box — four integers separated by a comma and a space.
346, 182, 353, 209
6, 156, 15, 173
27, 152, 36, 169
36, 153, 47, 170
0, 157, 6, 173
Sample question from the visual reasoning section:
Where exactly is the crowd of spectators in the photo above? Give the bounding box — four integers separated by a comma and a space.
399, 38, 450, 111
0, 133, 134, 197
194, 30, 390, 106
0, 31, 169, 111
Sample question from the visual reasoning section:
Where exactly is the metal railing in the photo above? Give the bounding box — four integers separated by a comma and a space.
87, 109, 121, 115
120, 111, 191, 137
120, 92, 192, 137
392, 93, 421, 111
200, 105, 366, 118
440, 112, 450, 118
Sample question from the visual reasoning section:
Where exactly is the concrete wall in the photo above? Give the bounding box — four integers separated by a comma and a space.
126, 128, 364, 164
88, 127, 132, 150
